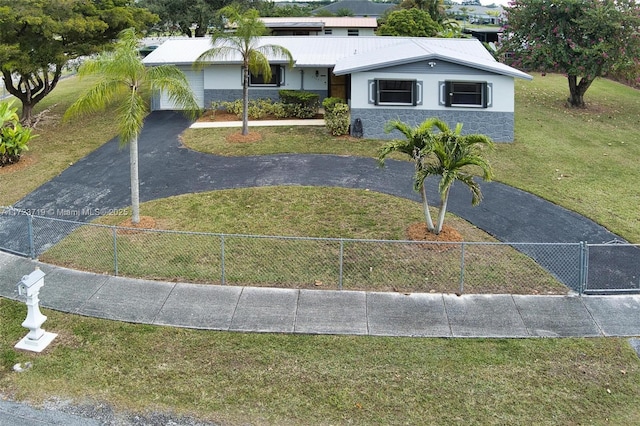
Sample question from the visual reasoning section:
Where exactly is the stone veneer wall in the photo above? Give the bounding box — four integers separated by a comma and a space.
204, 89, 328, 109
349, 108, 515, 143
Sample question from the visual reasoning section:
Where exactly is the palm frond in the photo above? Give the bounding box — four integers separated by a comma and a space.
148, 66, 201, 119
384, 119, 413, 138
116, 90, 146, 146
438, 170, 458, 200
256, 44, 295, 67
195, 45, 239, 66
456, 173, 483, 206
63, 78, 125, 121
247, 50, 272, 80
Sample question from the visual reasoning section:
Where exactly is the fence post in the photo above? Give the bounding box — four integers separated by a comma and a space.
459, 242, 465, 294
338, 239, 344, 291
27, 214, 35, 259
112, 226, 118, 276
578, 241, 588, 295
220, 234, 226, 285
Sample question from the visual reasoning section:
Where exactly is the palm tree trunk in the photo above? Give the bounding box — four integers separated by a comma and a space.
129, 135, 140, 224
421, 186, 435, 231
435, 189, 450, 235
242, 67, 250, 135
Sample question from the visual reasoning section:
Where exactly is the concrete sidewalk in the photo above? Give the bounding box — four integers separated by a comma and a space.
3, 251, 640, 338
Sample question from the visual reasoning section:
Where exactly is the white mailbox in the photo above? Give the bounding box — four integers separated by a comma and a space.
15, 268, 57, 353
17, 268, 45, 297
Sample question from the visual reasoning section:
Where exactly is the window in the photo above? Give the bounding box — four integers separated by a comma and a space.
445, 81, 488, 107
347, 29, 359, 36
375, 80, 417, 105
249, 65, 283, 86
324, 29, 333, 35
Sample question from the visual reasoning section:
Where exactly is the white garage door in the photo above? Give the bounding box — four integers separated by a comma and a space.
159, 69, 204, 110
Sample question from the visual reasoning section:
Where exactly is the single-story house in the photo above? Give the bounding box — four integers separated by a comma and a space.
311, 0, 395, 18
447, 5, 505, 26
143, 36, 532, 142
260, 17, 378, 37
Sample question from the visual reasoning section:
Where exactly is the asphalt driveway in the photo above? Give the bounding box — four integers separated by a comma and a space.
5, 111, 638, 292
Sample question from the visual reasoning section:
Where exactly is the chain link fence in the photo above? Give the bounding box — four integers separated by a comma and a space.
1, 207, 639, 294
585, 242, 640, 294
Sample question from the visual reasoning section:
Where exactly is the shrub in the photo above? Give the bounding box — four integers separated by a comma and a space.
269, 102, 288, 118
325, 102, 350, 136
322, 97, 345, 115
0, 101, 36, 166
217, 100, 244, 118
278, 90, 319, 119
213, 99, 290, 119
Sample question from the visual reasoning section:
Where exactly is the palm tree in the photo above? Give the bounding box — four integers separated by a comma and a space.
195, 6, 294, 136
379, 118, 494, 235
379, 119, 438, 231
64, 28, 200, 224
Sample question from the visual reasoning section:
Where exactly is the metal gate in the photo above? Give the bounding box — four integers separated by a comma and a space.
584, 241, 640, 294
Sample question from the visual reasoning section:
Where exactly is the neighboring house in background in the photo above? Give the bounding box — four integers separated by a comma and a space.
143, 36, 531, 142
446, 4, 505, 25
260, 17, 378, 36
311, 0, 394, 18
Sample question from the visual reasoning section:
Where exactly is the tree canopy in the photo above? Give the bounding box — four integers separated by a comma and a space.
501, 0, 640, 107
0, 0, 157, 123
138, 0, 222, 37
138, 0, 266, 37
378, 8, 442, 37
399, 0, 447, 24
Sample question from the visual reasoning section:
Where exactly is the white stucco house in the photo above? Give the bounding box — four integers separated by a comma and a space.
143, 36, 532, 142
260, 17, 378, 36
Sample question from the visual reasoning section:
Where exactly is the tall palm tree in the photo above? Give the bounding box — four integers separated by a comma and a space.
195, 6, 294, 136
64, 28, 200, 224
380, 118, 494, 235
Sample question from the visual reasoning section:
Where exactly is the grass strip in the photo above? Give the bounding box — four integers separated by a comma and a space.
2, 298, 640, 425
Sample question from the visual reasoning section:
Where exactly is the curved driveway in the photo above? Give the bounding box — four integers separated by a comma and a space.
9, 111, 638, 291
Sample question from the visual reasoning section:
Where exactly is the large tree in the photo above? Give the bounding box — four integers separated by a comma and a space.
0, 0, 157, 124
138, 0, 221, 37
139, 0, 262, 37
64, 28, 200, 224
378, 8, 442, 37
379, 118, 494, 235
195, 6, 293, 136
501, 0, 640, 107
399, 0, 447, 24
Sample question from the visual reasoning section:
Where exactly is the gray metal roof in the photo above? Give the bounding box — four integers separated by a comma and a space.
333, 38, 533, 80
143, 36, 532, 80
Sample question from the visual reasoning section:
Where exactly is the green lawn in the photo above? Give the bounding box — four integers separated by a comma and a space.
2, 298, 640, 425
0, 76, 120, 206
40, 187, 567, 294
490, 74, 640, 243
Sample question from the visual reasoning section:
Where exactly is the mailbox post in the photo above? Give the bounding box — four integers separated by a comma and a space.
15, 268, 57, 352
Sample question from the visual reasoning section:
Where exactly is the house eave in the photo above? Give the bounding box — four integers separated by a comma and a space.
333, 54, 533, 81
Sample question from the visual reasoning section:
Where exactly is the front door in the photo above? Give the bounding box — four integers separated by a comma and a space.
328, 70, 349, 102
